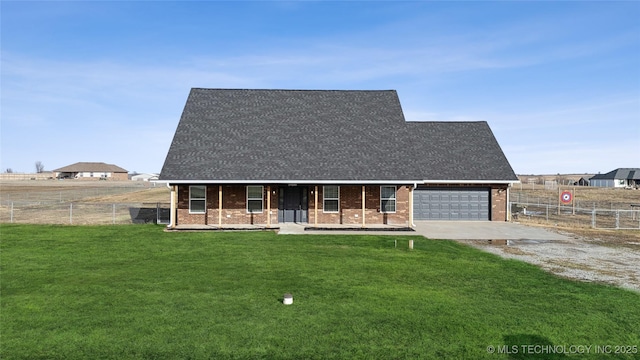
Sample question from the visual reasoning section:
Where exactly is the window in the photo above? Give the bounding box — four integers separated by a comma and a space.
323, 186, 339, 212
380, 186, 396, 213
247, 186, 263, 213
189, 186, 206, 214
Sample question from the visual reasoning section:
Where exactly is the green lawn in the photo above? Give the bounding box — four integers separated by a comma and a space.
1, 224, 638, 359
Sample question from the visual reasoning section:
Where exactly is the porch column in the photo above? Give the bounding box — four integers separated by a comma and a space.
506, 184, 511, 222
218, 185, 222, 227
409, 185, 414, 227
169, 185, 177, 229
204, 185, 208, 225
362, 185, 366, 228
266, 185, 271, 228
314, 185, 318, 227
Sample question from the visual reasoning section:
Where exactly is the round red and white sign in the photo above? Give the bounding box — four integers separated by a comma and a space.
560, 190, 572, 204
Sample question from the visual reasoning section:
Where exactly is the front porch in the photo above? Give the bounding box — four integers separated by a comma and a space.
168, 184, 414, 228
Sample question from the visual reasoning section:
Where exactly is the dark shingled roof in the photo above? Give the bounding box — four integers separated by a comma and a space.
160, 89, 517, 182
590, 168, 640, 180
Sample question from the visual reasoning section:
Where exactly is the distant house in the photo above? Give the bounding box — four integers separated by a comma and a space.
53, 162, 128, 181
573, 177, 590, 186
159, 88, 518, 228
589, 168, 640, 188
131, 173, 160, 181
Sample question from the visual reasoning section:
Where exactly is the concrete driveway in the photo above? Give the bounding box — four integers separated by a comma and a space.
413, 221, 570, 241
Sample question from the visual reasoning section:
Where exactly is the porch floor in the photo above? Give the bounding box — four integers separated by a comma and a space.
168, 223, 414, 234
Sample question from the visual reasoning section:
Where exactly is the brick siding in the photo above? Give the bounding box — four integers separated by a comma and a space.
174, 183, 508, 225
176, 184, 411, 226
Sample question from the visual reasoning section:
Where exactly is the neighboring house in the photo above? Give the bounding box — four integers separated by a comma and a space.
53, 162, 128, 181
159, 89, 518, 228
131, 173, 160, 181
574, 177, 590, 186
589, 168, 640, 188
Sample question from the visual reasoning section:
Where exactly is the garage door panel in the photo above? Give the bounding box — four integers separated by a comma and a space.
413, 187, 490, 221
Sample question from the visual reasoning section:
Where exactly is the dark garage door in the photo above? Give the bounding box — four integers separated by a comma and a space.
413, 187, 490, 220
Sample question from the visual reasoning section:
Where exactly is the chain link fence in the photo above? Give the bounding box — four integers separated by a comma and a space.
0, 201, 170, 225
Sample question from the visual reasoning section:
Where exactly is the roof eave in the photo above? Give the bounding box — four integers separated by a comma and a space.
156, 179, 519, 185
156, 179, 422, 185
421, 179, 520, 184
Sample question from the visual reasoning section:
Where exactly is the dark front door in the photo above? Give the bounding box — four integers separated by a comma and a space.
278, 186, 308, 223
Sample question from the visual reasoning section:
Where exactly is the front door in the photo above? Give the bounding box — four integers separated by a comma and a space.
278, 186, 308, 223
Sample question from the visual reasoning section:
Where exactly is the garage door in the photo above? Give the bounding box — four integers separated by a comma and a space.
413, 187, 489, 220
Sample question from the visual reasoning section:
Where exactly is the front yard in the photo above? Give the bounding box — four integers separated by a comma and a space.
1, 225, 638, 359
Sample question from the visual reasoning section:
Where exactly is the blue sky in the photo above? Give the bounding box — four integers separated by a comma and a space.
2, 1, 639, 175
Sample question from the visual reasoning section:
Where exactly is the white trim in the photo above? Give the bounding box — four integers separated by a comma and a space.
158, 179, 422, 185
420, 180, 520, 184
322, 185, 340, 213
158, 179, 519, 185
189, 185, 206, 214
380, 185, 397, 213
246, 185, 264, 214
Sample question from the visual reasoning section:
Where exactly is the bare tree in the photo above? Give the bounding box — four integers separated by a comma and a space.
5, 168, 13, 173
35, 161, 45, 173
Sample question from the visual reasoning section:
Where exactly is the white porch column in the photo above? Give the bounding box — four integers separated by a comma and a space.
218, 185, 223, 227
169, 185, 177, 228
409, 185, 414, 227
362, 185, 366, 228
314, 185, 318, 227
266, 185, 271, 228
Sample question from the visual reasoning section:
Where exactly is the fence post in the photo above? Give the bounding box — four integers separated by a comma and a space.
546, 204, 549, 222
591, 209, 596, 228
10, 202, 14, 223
112, 204, 116, 224
616, 210, 620, 229
70, 203, 73, 224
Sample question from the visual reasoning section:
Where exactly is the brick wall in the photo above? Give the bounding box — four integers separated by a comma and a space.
177, 185, 278, 226
491, 186, 508, 221
175, 183, 510, 225
308, 185, 410, 226
176, 184, 411, 226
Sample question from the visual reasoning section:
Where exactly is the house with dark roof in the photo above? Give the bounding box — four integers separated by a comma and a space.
159, 89, 518, 229
590, 168, 640, 188
53, 162, 128, 181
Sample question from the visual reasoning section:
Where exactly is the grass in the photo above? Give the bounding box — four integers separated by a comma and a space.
1, 225, 639, 359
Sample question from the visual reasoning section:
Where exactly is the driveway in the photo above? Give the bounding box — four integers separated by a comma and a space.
413, 221, 639, 292
413, 221, 570, 241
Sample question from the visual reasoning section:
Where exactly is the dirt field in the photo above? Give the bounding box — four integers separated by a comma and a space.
0, 180, 170, 224
0, 180, 168, 203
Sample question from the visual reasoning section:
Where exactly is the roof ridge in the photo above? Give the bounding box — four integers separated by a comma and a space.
190, 88, 397, 92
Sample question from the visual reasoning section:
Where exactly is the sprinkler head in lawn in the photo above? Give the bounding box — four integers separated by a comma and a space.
283, 293, 293, 305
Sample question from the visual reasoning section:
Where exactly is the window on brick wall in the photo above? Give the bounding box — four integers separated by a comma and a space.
189, 186, 206, 214
323, 186, 339, 212
247, 186, 263, 213
380, 186, 396, 213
